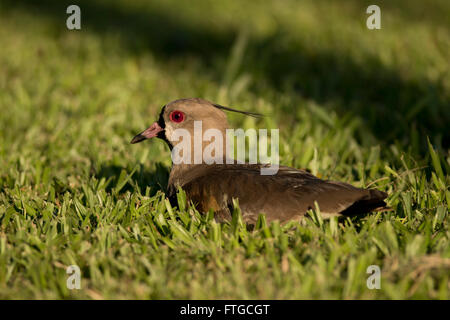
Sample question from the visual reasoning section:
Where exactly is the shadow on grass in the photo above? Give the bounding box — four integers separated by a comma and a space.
8, 0, 450, 152
94, 163, 170, 196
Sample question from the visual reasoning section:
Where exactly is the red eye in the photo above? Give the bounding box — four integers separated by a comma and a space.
169, 110, 185, 123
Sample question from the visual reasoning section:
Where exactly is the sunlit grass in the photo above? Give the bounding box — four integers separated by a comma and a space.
0, 0, 448, 299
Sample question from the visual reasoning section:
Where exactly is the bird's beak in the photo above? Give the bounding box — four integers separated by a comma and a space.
130, 122, 163, 144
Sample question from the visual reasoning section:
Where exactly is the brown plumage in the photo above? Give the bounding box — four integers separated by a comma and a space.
131, 98, 388, 224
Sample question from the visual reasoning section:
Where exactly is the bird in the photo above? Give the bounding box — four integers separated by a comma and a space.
131, 98, 388, 225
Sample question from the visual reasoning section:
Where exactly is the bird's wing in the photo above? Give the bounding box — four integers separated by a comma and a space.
174, 164, 388, 224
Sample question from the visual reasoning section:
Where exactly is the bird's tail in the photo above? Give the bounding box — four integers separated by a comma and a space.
340, 189, 390, 216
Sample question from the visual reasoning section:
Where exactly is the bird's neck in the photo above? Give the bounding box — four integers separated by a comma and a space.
167, 124, 238, 189
168, 163, 196, 188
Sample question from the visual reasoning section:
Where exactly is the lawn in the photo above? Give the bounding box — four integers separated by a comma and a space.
0, 0, 449, 299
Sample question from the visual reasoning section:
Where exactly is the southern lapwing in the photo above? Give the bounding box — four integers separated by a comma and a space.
131, 98, 388, 224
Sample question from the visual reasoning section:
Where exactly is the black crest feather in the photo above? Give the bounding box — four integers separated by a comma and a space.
213, 103, 263, 118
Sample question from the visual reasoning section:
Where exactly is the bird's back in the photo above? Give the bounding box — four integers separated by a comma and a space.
168, 164, 388, 224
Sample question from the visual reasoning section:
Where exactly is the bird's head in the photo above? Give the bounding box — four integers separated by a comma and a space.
131, 98, 261, 163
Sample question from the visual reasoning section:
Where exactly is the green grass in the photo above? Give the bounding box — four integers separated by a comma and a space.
0, 0, 449, 299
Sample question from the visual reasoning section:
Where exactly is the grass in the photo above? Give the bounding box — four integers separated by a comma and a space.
0, 0, 449, 299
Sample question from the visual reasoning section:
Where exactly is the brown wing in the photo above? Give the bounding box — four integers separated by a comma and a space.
172, 164, 388, 224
